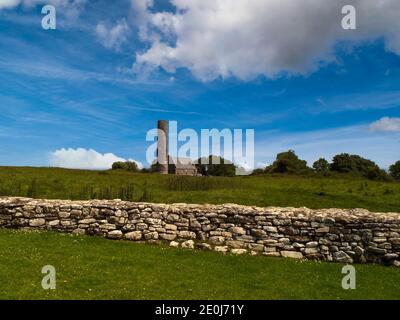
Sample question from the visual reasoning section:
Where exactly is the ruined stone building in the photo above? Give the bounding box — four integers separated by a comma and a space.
168, 156, 198, 176
157, 120, 198, 176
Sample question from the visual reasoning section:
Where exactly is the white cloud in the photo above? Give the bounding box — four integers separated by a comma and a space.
49, 148, 143, 170
0, 0, 20, 9
133, 0, 400, 81
256, 162, 268, 169
96, 19, 130, 51
0, 0, 86, 18
370, 117, 400, 132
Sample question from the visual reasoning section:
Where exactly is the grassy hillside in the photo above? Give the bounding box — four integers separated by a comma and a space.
0, 166, 399, 212
0, 229, 399, 300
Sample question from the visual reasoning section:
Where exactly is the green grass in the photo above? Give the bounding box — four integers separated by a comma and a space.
0, 229, 399, 300
0, 166, 399, 212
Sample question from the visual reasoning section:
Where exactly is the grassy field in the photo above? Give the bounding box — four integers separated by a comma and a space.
0, 166, 399, 212
0, 229, 399, 300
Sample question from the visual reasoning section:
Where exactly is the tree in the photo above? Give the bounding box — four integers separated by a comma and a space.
111, 161, 139, 172
112, 162, 126, 170
196, 155, 236, 177
330, 153, 387, 180
389, 161, 400, 181
150, 162, 160, 173
313, 158, 330, 174
125, 161, 139, 172
268, 150, 310, 175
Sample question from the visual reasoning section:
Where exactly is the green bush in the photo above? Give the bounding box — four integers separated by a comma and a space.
330, 153, 388, 180
112, 161, 139, 172
389, 161, 400, 181
268, 150, 311, 175
111, 162, 126, 170
196, 156, 236, 177
313, 158, 330, 175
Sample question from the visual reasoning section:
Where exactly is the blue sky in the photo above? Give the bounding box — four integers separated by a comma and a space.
0, 0, 399, 170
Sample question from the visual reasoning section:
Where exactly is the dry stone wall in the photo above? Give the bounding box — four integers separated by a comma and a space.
1, 197, 400, 266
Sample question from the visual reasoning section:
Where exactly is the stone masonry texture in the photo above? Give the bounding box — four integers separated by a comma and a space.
1, 197, 400, 266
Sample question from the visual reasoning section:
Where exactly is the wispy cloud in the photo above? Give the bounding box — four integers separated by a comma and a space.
308, 91, 400, 114
0, 59, 140, 85
96, 19, 130, 51
121, 105, 201, 115
255, 124, 400, 169
370, 117, 400, 132
0, 0, 87, 19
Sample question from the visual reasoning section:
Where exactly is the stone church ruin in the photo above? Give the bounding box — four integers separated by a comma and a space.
157, 120, 198, 176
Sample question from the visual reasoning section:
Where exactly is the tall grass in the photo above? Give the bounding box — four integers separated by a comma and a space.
166, 176, 239, 191
0, 167, 398, 212
0, 178, 138, 201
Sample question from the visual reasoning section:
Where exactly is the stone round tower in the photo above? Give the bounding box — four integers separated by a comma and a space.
157, 120, 169, 174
